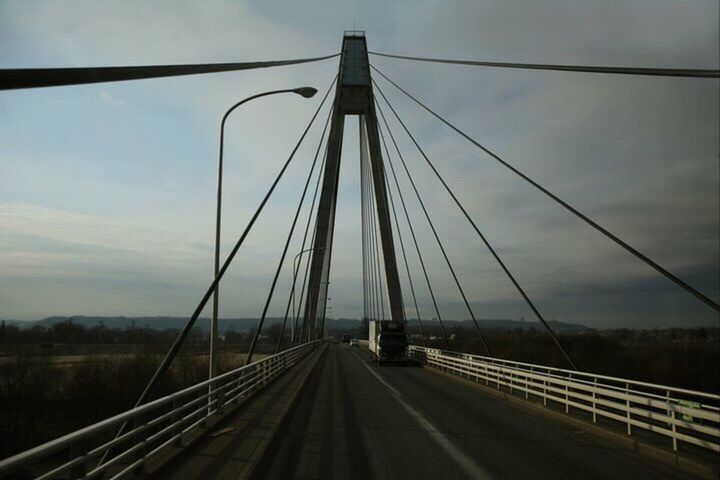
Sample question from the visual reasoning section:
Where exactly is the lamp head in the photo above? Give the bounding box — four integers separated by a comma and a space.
293, 87, 318, 98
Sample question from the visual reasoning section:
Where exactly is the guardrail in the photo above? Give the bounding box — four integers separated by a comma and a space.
409, 346, 720, 453
0, 340, 320, 479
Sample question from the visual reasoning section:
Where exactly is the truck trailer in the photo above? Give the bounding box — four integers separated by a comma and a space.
368, 320, 408, 365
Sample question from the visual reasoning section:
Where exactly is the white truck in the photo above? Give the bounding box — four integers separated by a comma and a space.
368, 320, 408, 365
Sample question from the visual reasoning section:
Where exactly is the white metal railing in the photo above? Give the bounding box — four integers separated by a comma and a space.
0, 341, 320, 479
409, 346, 720, 453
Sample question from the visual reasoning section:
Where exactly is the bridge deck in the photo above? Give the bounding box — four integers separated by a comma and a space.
261, 344, 696, 480
154, 343, 702, 479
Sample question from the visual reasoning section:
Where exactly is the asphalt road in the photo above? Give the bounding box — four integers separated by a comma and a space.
260, 343, 698, 480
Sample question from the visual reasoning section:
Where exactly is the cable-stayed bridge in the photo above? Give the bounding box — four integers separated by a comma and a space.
1, 31, 718, 480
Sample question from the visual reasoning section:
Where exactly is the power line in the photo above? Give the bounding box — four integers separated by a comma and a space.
371, 65, 720, 314
0, 54, 340, 90
369, 51, 720, 78
373, 77, 576, 369
374, 98, 492, 356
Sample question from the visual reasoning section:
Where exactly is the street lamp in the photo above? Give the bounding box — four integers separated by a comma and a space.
210, 87, 317, 385
316, 280, 331, 340
290, 247, 325, 344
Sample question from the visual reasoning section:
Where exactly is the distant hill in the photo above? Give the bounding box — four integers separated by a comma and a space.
5, 316, 589, 333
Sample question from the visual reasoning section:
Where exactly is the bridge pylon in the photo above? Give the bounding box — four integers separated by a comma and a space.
301, 31, 405, 339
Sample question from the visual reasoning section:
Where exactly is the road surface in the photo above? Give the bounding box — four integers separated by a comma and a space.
261, 343, 696, 480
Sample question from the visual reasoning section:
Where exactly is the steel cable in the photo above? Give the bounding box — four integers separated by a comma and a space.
369, 51, 719, 78
367, 147, 388, 321
373, 77, 576, 369
1, 54, 340, 90
377, 121, 428, 346
373, 120, 451, 349
99, 72, 335, 467
266, 81, 335, 355
371, 65, 719, 314
374, 99, 492, 356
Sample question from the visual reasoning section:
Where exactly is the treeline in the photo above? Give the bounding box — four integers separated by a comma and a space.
403, 324, 720, 393
0, 319, 288, 347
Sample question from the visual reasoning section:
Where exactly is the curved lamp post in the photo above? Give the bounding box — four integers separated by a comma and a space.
210, 87, 317, 384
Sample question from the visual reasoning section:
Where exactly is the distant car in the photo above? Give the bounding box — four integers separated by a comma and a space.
349, 339, 360, 347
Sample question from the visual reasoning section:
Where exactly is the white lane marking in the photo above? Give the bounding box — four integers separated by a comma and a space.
350, 350, 494, 480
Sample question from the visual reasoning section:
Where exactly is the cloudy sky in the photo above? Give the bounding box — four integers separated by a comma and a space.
1, 0, 718, 328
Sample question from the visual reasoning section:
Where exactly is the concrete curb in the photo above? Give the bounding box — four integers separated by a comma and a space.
421, 363, 718, 480
243, 344, 327, 480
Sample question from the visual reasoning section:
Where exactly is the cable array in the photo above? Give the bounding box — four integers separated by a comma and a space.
370, 65, 719, 314
377, 121, 429, 346
373, 76, 576, 368
0, 54, 340, 90
361, 119, 390, 322
369, 51, 720, 78
375, 99, 492, 355
277, 141, 328, 351
246, 79, 337, 363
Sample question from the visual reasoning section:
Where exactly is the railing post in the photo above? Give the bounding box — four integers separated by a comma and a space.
667, 390, 678, 451
670, 405, 678, 451
543, 377, 547, 406
131, 416, 147, 475
565, 373, 571, 414
592, 377, 597, 423
235, 371, 244, 404
625, 383, 632, 435
200, 389, 209, 427
173, 399, 184, 447
217, 385, 226, 413
69, 445, 89, 478
526, 367, 531, 399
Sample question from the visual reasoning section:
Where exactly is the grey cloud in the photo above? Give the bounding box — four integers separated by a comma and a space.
0, 0, 717, 327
